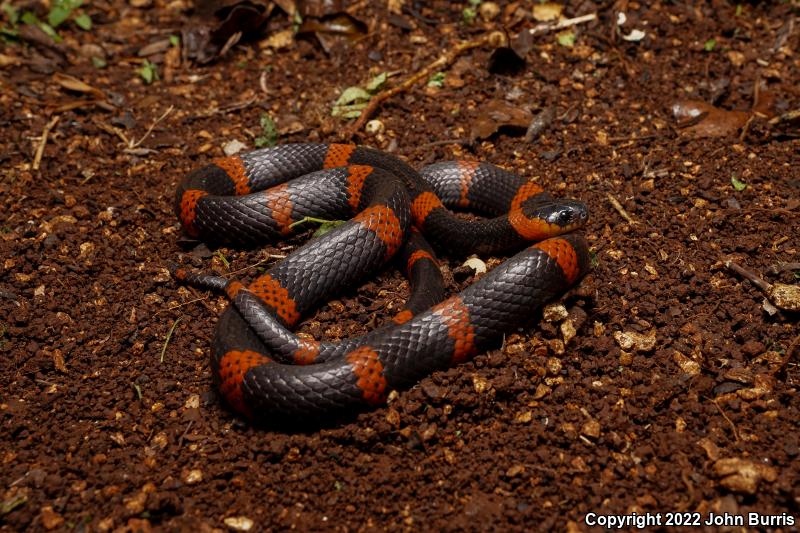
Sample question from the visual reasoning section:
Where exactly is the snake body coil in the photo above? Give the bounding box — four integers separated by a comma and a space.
173, 143, 590, 419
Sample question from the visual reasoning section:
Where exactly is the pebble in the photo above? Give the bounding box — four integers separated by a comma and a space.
672, 351, 700, 375
224, 516, 254, 531
365, 119, 384, 135
471, 374, 491, 394
479, 2, 500, 21
223, 140, 247, 156
183, 469, 203, 485
184, 394, 200, 409
542, 302, 568, 322
614, 329, 657, 352
712, 458, 778, 495
462, 256, 487, 274
581, 419, 601, 439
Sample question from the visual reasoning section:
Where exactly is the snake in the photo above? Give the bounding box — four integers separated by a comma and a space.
172, 143, 590, 420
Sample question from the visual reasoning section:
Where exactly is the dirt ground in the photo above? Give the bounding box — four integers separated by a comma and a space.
1, 1, 799, 531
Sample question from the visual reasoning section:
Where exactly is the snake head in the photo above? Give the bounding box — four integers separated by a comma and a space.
517, 199, 589, 238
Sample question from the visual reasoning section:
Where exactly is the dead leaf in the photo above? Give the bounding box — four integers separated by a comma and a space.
672, 100, 750, 138
184, 1, 273, 63
532, 2, 563, 22
52, 73, 106, 99
470, 100, 533, 140
297, 12, 367, 53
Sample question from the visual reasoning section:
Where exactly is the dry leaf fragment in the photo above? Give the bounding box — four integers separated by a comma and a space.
673, 351, 701, 376
52, 72, 106, 99
532, 2, 563, 22
470, 100, 533, 140
613, 329, 657, 352
672, 100, 750, 138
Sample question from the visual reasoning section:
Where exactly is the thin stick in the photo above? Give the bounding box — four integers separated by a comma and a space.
156, 297, 209, 315
712, 400, 740, 442
227, 254, 287, 276
606, 193, 637, 224
32, 116, 60, 170
528, 13, 597, 36
129, 105, 175, 150
773, 334, 800, 377
178, 420, 194, 448
94, 119, 131, 146
348, 31, 504, 136
723, 260, 771, 293
160, 317, 182, 363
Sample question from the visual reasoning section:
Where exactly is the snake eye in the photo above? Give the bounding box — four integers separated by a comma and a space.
558, 210, 574, 224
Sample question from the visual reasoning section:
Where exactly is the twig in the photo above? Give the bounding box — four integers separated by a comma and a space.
127, 105, 175, 150
773, 334, 800, 378
607, 133, 661, 144
606, 193, 637, 224
767, 108, 800, 126
527, 12, 598, 36
725, 259, 800, 312
195, 96, 258, 119
156, 296, 209, 315
769, 262, 800, 275
738, 112, 759, 143
227, 254, 287, 276
712, 399, 740, 442
348, 31, 505, 137
32, 116, 60, 171
93, 119, 131, 145
723, 260, 771, 292
178, 420, 194, 448
160, 317, 182, 363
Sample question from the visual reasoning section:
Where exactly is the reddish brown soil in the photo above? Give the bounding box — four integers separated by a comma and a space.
1, 1, 799, 531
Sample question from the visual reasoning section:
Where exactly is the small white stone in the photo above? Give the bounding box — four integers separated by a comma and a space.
222, 140, 247, 156
184, 394, 200, 409
365, 119, 384, 135
462, 256, 487, 274
224, 516, 254, 531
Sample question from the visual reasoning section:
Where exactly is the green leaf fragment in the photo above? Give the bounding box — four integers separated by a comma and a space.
0, 494, 27, 515
731, 175, 747, 191
169, 34, 180, 47
289, 216, 346, 237
365, 71, 388, 92
91, 56, 106, 68
331, 103, 368, 118
462, 7, 476, 24
137, 60, 158, 84
557, 30, 576, 47
3, 4, 19, 25
313, 220, 346, 237
335, 86, 372, 106
20, 11, 38, 25
427, 72, 446, 88
704, 38, 716, 52
48, 6, 71, 27
74, 13, 91, 30
254, 113, 278, 148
